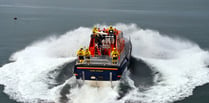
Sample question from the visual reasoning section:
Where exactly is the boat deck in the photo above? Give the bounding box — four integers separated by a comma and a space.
75, 39, 131, 67
76, 55, 119, 66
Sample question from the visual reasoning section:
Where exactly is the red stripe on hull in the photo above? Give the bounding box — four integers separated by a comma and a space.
77, 67, 118, 70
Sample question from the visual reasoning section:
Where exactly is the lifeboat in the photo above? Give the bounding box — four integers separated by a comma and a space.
73, 26, 132, 84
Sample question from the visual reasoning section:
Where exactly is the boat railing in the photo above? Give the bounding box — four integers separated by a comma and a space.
76, 55, 114, 65
76, 42, 128, 65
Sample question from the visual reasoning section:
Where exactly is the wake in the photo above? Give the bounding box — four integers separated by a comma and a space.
0, 24, 209, 103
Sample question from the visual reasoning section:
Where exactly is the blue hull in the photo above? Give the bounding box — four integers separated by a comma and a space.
74, 58, 129, 81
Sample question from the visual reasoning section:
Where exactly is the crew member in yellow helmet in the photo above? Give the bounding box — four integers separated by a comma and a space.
111, 48, 119, 64
108, 25, 115, 44
92, 26, 98, 35
108, 25, 114, 34
77, 47, 85, 63
109, 25, 113, 30
84, 48, 91, 63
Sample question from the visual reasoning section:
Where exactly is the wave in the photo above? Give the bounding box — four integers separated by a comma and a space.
0, 24, 209, 103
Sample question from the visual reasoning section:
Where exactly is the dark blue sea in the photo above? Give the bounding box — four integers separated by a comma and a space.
0, 0, 209, 103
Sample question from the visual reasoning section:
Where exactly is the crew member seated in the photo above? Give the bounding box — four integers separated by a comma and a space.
77, 47, 85, 63
84, 48, 91, 63
111, 48, 119, 64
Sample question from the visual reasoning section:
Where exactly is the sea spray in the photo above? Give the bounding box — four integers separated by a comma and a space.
0, 24, 209, 103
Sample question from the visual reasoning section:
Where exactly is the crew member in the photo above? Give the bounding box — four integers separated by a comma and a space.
114, 28, 118, 35
92, 27, 103, 48
84, 48, 91, 63
103, 28, 106, 33
108, 26, 115, 44
93, 26, 100, 46
108, 25, 114, 35
92, 26, 98, 35
111, 48, 119, 64
77, 48, 85, 63
97, 27, 101, 32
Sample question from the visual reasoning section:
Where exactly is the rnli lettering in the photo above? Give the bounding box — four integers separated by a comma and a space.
90, 70, 103, 72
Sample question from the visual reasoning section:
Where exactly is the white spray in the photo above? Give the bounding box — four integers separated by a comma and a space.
0, 24, 209, 103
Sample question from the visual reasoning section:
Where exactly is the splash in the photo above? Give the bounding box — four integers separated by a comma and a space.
0, 24, 209, 103
0, 27, 91, 102
116, 24, 209, 103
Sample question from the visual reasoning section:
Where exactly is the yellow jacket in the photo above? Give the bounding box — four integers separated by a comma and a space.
92, 28, 98, 34
111, 50, 119, 57
77, 49, 85, 56
85, 50, 91, 56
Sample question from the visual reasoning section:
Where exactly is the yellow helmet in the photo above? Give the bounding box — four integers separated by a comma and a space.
93, 26, 97, 30
113, 48, 116, 50
109, 25, 113, 29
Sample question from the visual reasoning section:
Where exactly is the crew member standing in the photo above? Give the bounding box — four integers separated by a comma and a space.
93, 26, 103, 48
108, 26, 115, 44
111, 48, 119, 64
108, 25, 114, 35
77, 48, 85, 63
84, 48, 91, 63
92, 26, 98, 35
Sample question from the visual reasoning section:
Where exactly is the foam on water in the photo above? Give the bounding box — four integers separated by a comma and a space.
0, 24, 209, 103
116, 24, 209, 103
68, 84, 119, 103
0, 27, 91, 102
